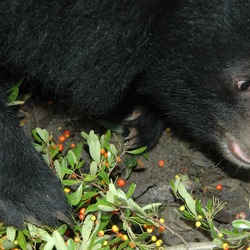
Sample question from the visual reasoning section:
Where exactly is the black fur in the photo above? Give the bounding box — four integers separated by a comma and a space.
1, 0, 250, 227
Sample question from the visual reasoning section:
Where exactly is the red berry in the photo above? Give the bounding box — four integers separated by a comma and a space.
79, 207, 86, 215
79, 214, 85, 220
236, 211, 246, 219
216, 183, 223, 191
158, 159, 165, 167
117, 178, 125, 187
100, 148, 105, 155
59, 135, 66, 142
63, 130, 71, 138
56, 143, 64, 152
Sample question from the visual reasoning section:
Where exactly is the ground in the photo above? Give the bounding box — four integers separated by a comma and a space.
19, 96, 250, 248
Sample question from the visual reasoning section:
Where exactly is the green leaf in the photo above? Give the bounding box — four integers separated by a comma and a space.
81, 215, 94, 243
135, 232, 150, 242
88, 131, 101, 163
27, 224, 51, 241
49, 144, 59, 159
96, 213, 112, 232
82, 191, 98, 201
53, 230, 67, 250
2, 239, 15, 250
81, 131, 89, 140
7, 87, 19, 103
35, 128, 50, 143
44, 236, 55, 250
90, 161, 98, 175
67, 150, 77, 168
118, 239, 129, 250
98, 168, 110, 185
108, 235, 122, 245
126, 183, 136, 198
98, 205, 116, 212
56, 224, 68, 235
85, 203, 100, 213
6, 227, 16, 241
68, 183, 83, 206
54, 160, 62, 180
17, 230, 26, 250
142, 203, 161, 211
83, 174, 97, 182
232, 219, 250, 229
62, 179, 80, 186
72, 143, 83, 161
178, 181, 197, 217
105, 130, 111, 142
128, 199, 146, 215
32, 143, 44, 152
65, 239, 76, 250
109, 144, 117, 156
126, 146, 147, 155
6, 79, 23, 103
106, 183, 117, 204
206, 199, 213, 211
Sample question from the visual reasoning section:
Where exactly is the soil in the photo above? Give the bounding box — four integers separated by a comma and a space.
19, 96, 250, 249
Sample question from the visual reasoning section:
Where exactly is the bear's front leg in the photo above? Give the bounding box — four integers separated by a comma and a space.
0, 93, 72, 228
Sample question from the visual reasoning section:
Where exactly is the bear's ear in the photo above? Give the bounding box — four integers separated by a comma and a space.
0, 94, 72, 227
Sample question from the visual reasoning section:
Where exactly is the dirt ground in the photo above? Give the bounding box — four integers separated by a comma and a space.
20, 96, 250, 249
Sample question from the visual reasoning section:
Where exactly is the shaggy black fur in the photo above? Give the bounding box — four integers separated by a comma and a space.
1, 0, 250, 227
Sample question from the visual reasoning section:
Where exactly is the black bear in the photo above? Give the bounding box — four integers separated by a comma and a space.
1, 0, 250, 227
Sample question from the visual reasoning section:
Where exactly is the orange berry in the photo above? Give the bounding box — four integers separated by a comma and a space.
70, 173, 77, 179
63, 130, 71, 138
104, 152, 109, 158
56, 143, 64, 152
116, 157, 122, 163
98, 230, 105, 237
116, 232, 123, 238
59, 135, 66, 142
79, 207, 86, 215
70, 143, 76, 148
100, 148, 105, 155
216, 183, 223, 191
79, 214, 85, 220
129, 242, 136, 248
47, 100, 53, 105
105, 161, 109, 167
117, 178, 125, 187
158, 226, 165, 232
158, 159, 165, 167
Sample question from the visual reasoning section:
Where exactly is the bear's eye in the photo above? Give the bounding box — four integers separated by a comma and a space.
237, 80, 250, 91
